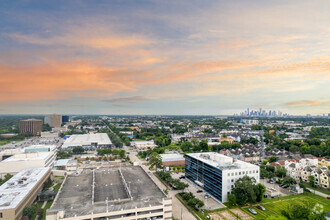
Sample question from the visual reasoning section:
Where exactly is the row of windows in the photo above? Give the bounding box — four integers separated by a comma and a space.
227, 170, 258, 176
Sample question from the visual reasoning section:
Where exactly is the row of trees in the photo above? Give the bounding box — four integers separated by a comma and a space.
260, 163, 286, 179
156, 171, 188, 190
97, 148, 126, 158
180, 192, 204, 210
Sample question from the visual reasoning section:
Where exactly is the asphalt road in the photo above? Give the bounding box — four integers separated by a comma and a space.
306, 187, 329, 198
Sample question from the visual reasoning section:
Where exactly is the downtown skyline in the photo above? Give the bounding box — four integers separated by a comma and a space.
0, 0, 329, 115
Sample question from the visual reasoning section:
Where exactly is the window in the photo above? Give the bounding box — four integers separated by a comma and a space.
249, 171, 252, 174
243, 171, 245, 174
0, 213, 2, 218
231, 173, 234, 176
239, 172, 241, 175
228, 173, 230, 176
235, 172, 237, 176
256, 170, 258, 173
231, 179, 234, 182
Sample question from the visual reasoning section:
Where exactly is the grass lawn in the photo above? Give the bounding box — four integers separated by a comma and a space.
31, 201, 44, 220
238, 192, 330, 219
53, 183, 62, 191
40, 200, 53, 220
0, 140, 11, 146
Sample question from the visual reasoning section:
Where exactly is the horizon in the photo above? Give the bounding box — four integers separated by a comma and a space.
0, 0, 329, 115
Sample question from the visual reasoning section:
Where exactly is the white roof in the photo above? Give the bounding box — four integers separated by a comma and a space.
160, 153, 185, 162
187, 152, 258, 170
0, 167, 50, 210
62, 133, 112, 148
2, 151, 53, 162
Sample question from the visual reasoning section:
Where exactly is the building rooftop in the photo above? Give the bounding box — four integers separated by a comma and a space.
0, 168, 50, 210
187, 152, 258, 170
50, 166, 166, 218
2, 151, 53, 162
62, 133, 112, 148
160, 153, 185, 162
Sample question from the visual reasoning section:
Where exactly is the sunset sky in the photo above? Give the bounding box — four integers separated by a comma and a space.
0, 0, 329, 115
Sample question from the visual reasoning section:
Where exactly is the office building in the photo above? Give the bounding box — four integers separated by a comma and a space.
62, 115, 69, 123
0, 145, 57, 178
0, 167, 51, 220
45, 114, 62, 128
61, 133, 112, 149
185, 152, 260, 202
19, 119, 42, 135
47, 166, 172, 220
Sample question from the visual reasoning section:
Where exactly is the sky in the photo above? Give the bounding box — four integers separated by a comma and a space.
0, 0, 329, 115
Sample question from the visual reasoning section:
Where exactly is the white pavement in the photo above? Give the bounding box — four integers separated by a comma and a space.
306, 188, 329, 198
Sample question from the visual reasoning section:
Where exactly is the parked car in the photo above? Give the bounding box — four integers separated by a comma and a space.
304, 188, 311, 192
283, 185, 289, 188
257, 204, 266, 211
197, 190, 203, 193
204, 195, 211, 199
248, 208, 257, 215
326, 196, 330, 199
179, 176, 185, 179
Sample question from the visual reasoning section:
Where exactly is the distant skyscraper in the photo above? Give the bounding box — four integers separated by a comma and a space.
62, 115, 69, 123
247, 108, 250, 116
44, 114, 62, 128
20, 119, 42, 135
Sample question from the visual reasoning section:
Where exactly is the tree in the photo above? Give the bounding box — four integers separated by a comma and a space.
227, 194, 236, 206
268, 156, 277, 163
275, 166, 286, 178
181, 141, 193, 152
199, 140, 209, 152
282, 177, 296, 186
72, 146, 84, 154
119, 150, 126, 158
256, 183, 266, 202
149, 152, 162, 171
23, 204, 37, 218
231, 176, 259, 205
308, 175, 316, 188
281, 202, 312, 220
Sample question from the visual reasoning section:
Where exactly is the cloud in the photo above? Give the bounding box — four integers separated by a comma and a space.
102, 96, 150, 104
284, 100, 319, 107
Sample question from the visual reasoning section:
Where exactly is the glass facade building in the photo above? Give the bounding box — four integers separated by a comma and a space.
185, 154, 223, 202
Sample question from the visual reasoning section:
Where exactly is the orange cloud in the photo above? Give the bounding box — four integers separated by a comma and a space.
0, 60, 139, 102
284, 100, 319, 107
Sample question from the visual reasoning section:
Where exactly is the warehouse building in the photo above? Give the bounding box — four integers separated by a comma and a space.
61, 133, 112, 149
160, 153, 185, 166
47, 166, 172, 220
185, 152, 260, 202
0, 167, 51, 220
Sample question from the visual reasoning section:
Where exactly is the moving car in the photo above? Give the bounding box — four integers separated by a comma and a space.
257, 204, 266, 211
249, 208, 257, 215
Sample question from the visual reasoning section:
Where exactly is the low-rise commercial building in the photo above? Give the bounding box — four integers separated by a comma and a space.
131, 140, 157, 150
0, 145, 56, 178
160, 153, 185, 166
0, 167, 51, 220
61, 133, 112, 149
185, 152, 260, 202
47, 166, 172, 220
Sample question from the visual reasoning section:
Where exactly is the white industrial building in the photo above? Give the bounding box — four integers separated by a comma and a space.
0, 145, 57, 178
61, 133, 112, 149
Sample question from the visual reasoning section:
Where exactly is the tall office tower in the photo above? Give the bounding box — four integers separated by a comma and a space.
62, 115, 69, 123
19, 119, 42, 135
247, 108, 250, 116
259, 108, 262, 116
44, 114, 62, 128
